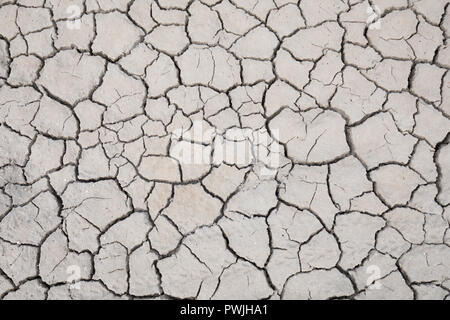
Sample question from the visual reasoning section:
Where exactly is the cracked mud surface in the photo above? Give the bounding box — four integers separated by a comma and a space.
0, 0, 450, 300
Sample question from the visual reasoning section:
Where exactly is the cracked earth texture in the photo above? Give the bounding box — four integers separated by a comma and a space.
0, 0, 449, 301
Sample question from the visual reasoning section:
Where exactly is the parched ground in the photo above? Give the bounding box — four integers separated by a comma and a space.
0, 0, 449, 300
